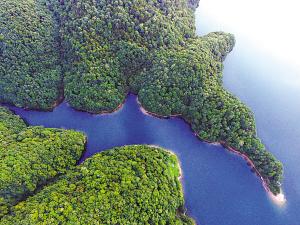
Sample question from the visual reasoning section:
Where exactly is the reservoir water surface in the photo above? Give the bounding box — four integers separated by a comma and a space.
5, 2, 300, 224
8, 93, 298, 225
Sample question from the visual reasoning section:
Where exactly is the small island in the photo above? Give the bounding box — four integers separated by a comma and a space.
0, 0, 284, 222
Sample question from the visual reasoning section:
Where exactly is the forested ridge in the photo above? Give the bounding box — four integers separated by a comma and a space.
0, 106, 86, 217
0, 0, 282, 200
0, 0, 62, 109
0, 145, 194, 225
131, 33, 283, 194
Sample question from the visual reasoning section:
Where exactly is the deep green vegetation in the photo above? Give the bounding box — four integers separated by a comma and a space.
0, 145, 194, 225
0, 106, 86, 217
131, 33, 283, 194
0, 0, 283, 195
0, 0, 62, 110
54, 0, 198, 112
0, 109, 192, 223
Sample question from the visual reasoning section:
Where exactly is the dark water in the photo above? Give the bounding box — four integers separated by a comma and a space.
5, 6, 300, 225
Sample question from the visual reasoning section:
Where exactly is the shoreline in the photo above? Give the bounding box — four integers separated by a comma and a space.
3, 93, 285, 205
146, 144, 197, 224
219, 141, 286, 204
148, 144, 183, 181
65, 95, 128, 115
137, 99, 182, 119
2, 94, 128, 115
137, 97, 286, 204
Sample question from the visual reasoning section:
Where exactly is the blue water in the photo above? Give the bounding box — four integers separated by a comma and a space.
7, 93, 295, 225
4, 5, 300, 225
196, 2, 300, 224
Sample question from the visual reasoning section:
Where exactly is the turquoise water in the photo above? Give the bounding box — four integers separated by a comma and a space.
4, 4, 300, 225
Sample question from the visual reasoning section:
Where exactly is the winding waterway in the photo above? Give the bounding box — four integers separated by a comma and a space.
5, 2, 300, 225
7, 92, 296, 225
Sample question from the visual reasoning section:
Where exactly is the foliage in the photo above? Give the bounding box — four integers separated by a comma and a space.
0, 107, 26, 135
51, 0, 198, 112
0, 0, 62, 110
132, 33, 283, 194
0, 107, 86, 217
0, 145, 194, 225
0, 0, 283, 195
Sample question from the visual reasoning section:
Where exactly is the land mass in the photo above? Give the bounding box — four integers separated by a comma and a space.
0, 107, 86, 217
0, 106, 193, 223
0, 0, 283, 220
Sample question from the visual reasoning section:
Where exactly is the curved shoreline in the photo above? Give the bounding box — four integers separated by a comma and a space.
219, 141, 285, 204
1, 94, 127, 115
137, 99, 182, 119
137, 97, 286, 204
2, 94, 285, 204
146, 144, 197, 225
148, 144, 183, 181
65, 97, 127, 115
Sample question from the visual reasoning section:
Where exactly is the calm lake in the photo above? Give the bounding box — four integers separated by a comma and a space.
6, 2, 300, 225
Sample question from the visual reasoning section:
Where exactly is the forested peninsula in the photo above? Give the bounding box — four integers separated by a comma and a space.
0, 107, 193, 223
1, 145, 193, 225
0, 0, 282, 215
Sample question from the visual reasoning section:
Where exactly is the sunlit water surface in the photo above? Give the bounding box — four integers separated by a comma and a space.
195, 0, 300, 224
6, 1, 300, 224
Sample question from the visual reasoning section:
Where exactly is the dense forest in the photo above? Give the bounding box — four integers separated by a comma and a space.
0, 145, 194, 225
0, 0, 282, 198
131, 33, 283, 194
0, 107, 86, 217
0, 0, 62, 109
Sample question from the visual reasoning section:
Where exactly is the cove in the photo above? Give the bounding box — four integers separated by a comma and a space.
7, 94, 288, 225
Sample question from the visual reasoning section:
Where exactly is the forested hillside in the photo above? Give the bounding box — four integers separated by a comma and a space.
131, 33, 283, 194
0, 107, 85, 217
0, 145, 194, 225
0, 0, 283, 195
54, 0, 198, 112
0, 0, 62, 109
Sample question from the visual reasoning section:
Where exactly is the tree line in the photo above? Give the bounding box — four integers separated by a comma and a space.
0, 106, 85, 217
0, 0, 282, 198
0, 145, 194, 225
